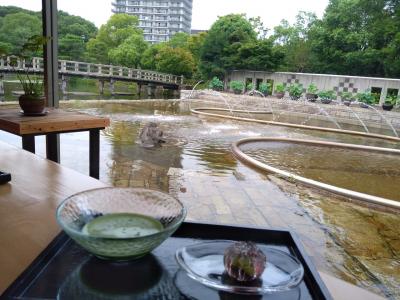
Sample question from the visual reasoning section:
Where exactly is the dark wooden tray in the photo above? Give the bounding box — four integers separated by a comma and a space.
2, 222, 332, 300
0, 171, 11, 184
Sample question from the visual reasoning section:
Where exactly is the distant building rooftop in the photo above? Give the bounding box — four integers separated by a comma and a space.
191, 29, 207, 35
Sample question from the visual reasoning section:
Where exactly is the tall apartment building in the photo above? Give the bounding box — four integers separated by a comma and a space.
112, 0, 193, 44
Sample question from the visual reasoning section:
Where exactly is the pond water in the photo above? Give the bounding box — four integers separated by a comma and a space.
0, 100, 399, 298
242, 142, 400, 201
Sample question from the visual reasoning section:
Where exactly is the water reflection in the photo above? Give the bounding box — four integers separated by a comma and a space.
174, 270, 302, 300
58, 255, 181, 300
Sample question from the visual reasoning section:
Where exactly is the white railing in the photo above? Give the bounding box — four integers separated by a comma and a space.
0, 56, 184, 85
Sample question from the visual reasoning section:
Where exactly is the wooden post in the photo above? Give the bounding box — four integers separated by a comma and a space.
89, 129, 100, 179
99, 80, 105, 95
110, 79, 115, 95
147, 84, 156, 97
46, 133, 60, 163
22, 135, 36, 154
61, 75, 67, 95
60, 61, 66, 72
0, 74, 4, 96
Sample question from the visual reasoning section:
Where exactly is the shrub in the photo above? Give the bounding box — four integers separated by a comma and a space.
307, 83, 318, 94
275, 83, 286, 93
357, 90, 375, 105
341, 91, 354, 101
318, 90, 336, 100
246, 82, 255, 91
229, 81, 244, 92
258, 82, 271, 95
385, 95, 398, 105
288, 83, 303, 98
209, 77, 224, 91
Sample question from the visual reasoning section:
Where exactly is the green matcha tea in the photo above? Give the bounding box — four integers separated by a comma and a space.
82, 213, 163, 238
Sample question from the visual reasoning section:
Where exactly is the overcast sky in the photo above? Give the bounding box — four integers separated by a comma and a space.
0, 0, 329, 30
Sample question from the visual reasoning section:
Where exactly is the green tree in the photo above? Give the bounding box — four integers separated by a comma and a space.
167, 32, 190, 48
0, 41, 12, 56
308, 0, 400, 77
0, 6, 35, 17
58, 11, 97, 42
156, 46, 195, 78
199, 14, 257, 79
140, 44, 162, 70
187, 32, 207, 62
85, 14, 141, 64
0, 12, 41, 55
59, 34, 86, 61
108, 34, 148, 67
272, 11, 317, 72
238, 39, 284, 71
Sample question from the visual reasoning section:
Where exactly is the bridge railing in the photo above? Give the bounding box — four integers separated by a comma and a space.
0, 56, 184, 85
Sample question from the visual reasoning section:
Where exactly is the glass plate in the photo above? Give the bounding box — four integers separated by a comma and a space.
175, 241, 304, 295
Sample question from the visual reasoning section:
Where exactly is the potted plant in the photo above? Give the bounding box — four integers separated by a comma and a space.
357, 90, 375, 108
341, 92, 354, 106
274, 83, 286, 99
318, 90, 335, 104
17, 73, 45, 115
229, 81, 244, 94
209, 77, 224, 91
258, 82, 271, 96
246, 82, 255, 91
288, 83, 303, 100
382, 95, 397, 111
306, 83, 318, 102
9, 35, 49, 115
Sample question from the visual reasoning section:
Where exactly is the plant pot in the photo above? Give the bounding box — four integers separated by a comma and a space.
275, 92, 285, 99
290, 95, 300, 101
320, 98, 332, 104
233, 90, 242, 95
306, 93, 318, 102
342, 100, 351, 106
212, 87, 223, 92
19, 95, 45, 114
382, 103, 394, 111
359, 103, 369, 109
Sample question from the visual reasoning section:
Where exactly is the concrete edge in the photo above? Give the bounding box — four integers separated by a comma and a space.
231, 137, 400, 210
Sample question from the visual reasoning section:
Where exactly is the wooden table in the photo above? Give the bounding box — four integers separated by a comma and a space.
0, 108, 110, 179
0, 141, 384, 299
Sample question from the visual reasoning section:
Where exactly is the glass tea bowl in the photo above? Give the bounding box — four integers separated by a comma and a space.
56, 187, 186, 260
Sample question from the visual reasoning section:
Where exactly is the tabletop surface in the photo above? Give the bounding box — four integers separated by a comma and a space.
0, 108, 110, 135
0, 140, 384, 299
0, 140, 106, 293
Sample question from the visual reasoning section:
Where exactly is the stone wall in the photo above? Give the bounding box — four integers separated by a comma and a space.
226, 70, 400, 105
